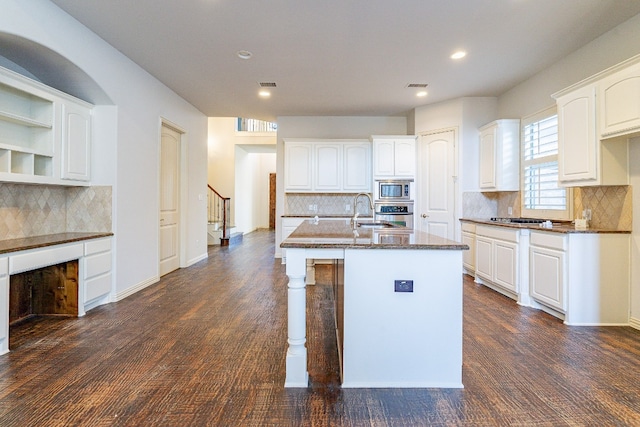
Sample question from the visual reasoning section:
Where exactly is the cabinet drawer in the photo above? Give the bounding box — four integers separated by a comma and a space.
9, 243, 83, 274
530, 231, 567, 251
476, 225, 519, 243
85, 273, 112, 302
84, 251, 112, 279
85, 237, 111, 255
461, 222, 476, 233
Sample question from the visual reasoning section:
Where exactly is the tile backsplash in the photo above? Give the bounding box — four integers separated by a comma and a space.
463, 185, 632, 230
286, 193, 372, 216
0, 183, 112, 240
574, 186, 632, 230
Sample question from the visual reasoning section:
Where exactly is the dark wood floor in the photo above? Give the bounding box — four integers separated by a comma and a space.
1, 229, 640, 426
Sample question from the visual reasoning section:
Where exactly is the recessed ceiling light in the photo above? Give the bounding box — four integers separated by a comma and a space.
451, 51, 467, 60
237, 50, 252, 60
416, 91, 428, 97
259, 90, 271, 98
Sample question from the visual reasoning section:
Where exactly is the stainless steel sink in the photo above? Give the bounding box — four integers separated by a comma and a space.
357, 222, 393, 228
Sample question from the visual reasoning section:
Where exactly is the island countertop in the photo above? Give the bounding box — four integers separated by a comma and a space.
280, 219, 468, 250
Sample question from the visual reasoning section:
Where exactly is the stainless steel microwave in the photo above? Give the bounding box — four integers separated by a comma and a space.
377, 180, 412, 201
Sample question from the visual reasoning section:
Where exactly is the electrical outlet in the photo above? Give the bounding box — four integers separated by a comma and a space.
508, 207, 513, 216
394, 280, 413, 293
308, 204, 314, 211
345, 204, 351, 212
584, 209, 592, 221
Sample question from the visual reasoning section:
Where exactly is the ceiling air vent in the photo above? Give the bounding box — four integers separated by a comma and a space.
407, 83, 428, 88
259, 82, 277, 87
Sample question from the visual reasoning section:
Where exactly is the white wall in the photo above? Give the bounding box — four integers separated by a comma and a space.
630, 139, 640, 327
412, 97, 497, 241
2, 0, 209, 298
208, 117, 276, 233
498, 13, 640, 119
234, 148, 276, 233
275, 116, 407, 256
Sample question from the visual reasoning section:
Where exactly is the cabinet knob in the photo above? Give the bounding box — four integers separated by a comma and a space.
421, 214, 428, 218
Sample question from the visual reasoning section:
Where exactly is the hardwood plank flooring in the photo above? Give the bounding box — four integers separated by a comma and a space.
1, 229, 640, 426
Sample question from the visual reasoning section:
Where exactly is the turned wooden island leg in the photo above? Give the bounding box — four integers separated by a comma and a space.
284, 248, 309, 387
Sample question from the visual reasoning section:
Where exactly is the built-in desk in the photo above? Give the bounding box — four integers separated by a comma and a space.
0, 232, 113, 355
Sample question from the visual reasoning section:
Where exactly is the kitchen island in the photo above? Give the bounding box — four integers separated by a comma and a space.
280, 219, 468, 388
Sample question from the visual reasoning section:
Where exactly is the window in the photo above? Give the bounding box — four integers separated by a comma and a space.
236, 118, 277, 132
521, 107, 572, 220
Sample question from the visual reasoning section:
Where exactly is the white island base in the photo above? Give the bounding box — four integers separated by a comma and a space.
284, 244, 464, 388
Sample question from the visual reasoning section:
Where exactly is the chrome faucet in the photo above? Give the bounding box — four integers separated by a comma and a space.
352, 193, 374, 228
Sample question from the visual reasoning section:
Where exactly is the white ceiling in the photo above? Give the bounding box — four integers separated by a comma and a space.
50, 0, 640, 121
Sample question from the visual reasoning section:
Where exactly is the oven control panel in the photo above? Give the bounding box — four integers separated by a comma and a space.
378, 205, 410, 213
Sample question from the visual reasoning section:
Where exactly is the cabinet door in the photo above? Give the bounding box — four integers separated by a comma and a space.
557, 86, 597, 183
494, 240, 518, 293
479, 126, 496, 189
393, 139, 415, 177
343, 143, 371, 191
530, 245, 565, 311
314, 144, 341, 191
462, 232, 475, 271
284, 143, 313, 191
373, 140, 395, 177
475, 237, 493, 281
61, 101, 91, 181
599, 62, 640, 138
0, 274, 7, 354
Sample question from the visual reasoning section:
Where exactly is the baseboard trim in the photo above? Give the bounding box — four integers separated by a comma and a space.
186, 252, 208, 267
116, 276, 159, 302
629, 317, 640, 331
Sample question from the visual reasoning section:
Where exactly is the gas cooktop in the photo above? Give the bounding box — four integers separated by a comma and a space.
490, 217, 545, 224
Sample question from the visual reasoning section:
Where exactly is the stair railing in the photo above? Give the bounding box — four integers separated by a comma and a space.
207, 184, 231, 242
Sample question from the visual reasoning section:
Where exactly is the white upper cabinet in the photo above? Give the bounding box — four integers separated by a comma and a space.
371, 135, 416, 179
343, 142, 371, 191
284, 139, 371, 193
284, 142, 313, 191
553, 57, 633, 187
0, 66, 92, 185
598, 59, 640, 139
314, 144, 341, 191
478, 120, 520, 192
61, 101, 91, 181
556, 85, 598, 183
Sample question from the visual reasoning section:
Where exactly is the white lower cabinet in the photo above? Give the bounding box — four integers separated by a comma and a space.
0, 257, 8, 355
461, 222, 475, 274
474, 225, 524, 296
83, 237, 112, 304
280, 217, 305, 260
529, 231, 629, 325
470, 221, 630, 326
530, 242, 565, 312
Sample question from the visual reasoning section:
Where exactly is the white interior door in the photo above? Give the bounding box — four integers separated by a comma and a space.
160, 124, 181, 276
418, 130, 456, 239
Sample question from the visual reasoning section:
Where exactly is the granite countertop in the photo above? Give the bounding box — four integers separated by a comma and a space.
460, 218, 630, 234
281, 219, 468, 250
0, 232, 114, 255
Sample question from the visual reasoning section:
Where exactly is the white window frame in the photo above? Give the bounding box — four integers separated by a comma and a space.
520, 106, 573, 221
